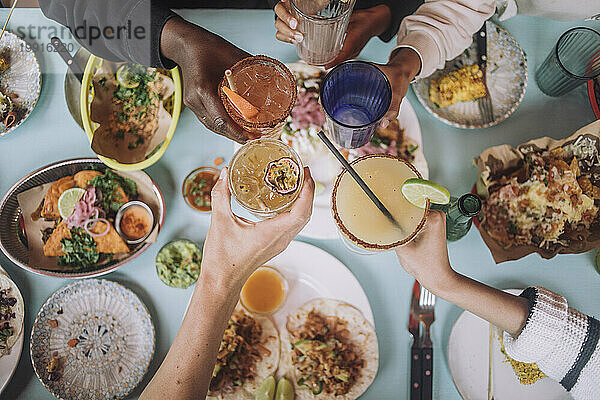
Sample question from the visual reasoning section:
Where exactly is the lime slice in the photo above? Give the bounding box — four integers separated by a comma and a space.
58, 188, 85, 220
314, 181, 326, 196
275, 377, 294, 400
401, 178, 450, 208
594, 249, 600, 275
116, 64, 141, 89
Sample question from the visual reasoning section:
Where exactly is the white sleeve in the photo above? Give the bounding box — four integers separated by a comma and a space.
391, 0, 496, 79
503, 287, 600, 400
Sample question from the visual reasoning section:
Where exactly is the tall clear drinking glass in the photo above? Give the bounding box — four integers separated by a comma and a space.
290, 0, 356, 66
320, 61, 392, 149
535, 27, 600, 97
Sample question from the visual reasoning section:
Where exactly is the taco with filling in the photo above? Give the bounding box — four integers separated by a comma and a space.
208, 305, 280, 399
0, 275, 24, 357
280, 299, 378, 400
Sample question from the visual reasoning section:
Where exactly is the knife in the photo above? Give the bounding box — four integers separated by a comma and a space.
408, 280, 422, 400
475, 22, 494, 123
50, 37, 85, 83
475, 24, 487, 73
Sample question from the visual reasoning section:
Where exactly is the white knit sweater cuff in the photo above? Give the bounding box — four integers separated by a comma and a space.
503, 287, 568, 363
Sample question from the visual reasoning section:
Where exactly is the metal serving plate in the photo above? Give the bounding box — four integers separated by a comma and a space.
0, 158, 166, 278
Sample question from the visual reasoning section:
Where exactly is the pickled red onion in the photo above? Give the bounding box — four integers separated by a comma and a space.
66, 187, 104, 229
84, 218, 110, 237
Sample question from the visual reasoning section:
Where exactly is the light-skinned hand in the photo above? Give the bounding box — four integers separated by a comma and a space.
394, 209, 459, 293
274, 2, 391, 69
201, 166, 315, 293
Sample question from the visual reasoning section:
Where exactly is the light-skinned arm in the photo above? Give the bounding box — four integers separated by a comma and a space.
395, 210, 530, 337
140, 167, 315, 400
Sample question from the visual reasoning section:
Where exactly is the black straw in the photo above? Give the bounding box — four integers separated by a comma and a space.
317, 131, 403, 230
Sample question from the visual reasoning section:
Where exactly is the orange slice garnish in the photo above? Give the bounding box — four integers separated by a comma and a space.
222, 86, 259, 121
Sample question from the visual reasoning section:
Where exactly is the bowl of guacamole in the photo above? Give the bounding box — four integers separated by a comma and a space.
155, 239, 202, 288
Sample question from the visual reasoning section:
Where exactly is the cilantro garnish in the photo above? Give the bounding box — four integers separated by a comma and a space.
89, 170, 137, 214
58, 228, 99, 269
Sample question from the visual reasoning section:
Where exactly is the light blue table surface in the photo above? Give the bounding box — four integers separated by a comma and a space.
0, 8, 599, 400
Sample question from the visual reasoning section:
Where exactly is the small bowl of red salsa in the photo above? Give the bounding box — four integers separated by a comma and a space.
182, 166, 220, 212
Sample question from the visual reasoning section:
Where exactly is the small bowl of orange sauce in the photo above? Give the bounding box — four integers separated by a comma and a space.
240, 266, 288, 315
182, 166, 220, 212
114, 201, 154, 245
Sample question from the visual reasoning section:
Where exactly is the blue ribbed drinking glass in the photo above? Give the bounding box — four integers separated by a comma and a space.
536, 27, 600, 97
320, 61, 392, 149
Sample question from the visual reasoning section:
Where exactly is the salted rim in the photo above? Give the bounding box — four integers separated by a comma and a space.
331, 154, 430, 250
228, 138, 304, 216
219, 55, 297, 130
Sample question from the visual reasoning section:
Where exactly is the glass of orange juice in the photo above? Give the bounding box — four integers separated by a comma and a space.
240, 266, 288, 315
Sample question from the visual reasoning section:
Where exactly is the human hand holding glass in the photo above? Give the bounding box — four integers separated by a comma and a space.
202, 166, 315, 292
274, 1, 392, 68
160, 17, 252, 143
274, 0, 356, 66
377, 47, 422, 128
395, 210, 529, 338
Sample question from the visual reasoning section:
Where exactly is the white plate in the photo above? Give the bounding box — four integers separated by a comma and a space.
0, 31, 42, 137
266, 240, 374, 328
0, 266, 24, 395
31, 279, 155, 400
447, 289, 571, 400
412, 21, 527, 129
184, 240, 375, 334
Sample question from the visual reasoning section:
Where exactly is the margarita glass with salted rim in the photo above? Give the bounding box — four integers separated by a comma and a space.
332, 154, 429, 252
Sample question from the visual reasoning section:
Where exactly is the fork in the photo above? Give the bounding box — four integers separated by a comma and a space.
419, 286, 436, 400
478, 91, 494, 124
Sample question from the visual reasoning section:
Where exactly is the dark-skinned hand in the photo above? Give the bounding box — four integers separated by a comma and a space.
161, 17, 252, 143
377, 47, 422, 128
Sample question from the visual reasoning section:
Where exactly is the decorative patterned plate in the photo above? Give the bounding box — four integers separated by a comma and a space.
30, 279, 155, 400
412, 21, 528, 129
0, 31, 42, 137
0, 158, 166, 278
0, 266, 24, 395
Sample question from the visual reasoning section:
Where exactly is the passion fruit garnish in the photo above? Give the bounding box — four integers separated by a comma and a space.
264, 157, 300, 195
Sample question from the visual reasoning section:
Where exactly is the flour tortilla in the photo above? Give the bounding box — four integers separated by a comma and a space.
280, 299, 378, 400
90, 62, 174, 164
0, 275, 24, 356
208, 305, 280, 400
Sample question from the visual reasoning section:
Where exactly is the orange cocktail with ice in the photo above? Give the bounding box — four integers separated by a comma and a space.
228, 138, 304, 218
220, 55, 297, 138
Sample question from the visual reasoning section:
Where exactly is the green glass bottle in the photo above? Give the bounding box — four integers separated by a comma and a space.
438, 194, 482, 241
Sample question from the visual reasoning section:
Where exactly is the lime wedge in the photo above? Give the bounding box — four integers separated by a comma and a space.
401, 178, 450, 208
116, 64, 141, 89
314, 181, 326, 196
58, 188, 85, 220
275, 377, 294, 400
